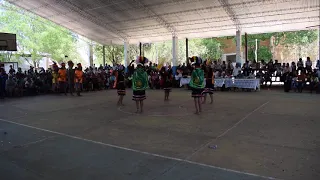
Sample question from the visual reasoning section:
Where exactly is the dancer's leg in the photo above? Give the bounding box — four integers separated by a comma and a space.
194, 97, 199, 114
198, 97, 202, 112
135, 101, 139, 113
209, 94, 213, 104
140, 100, 144, 113
203, 94, 207, 104
63, 82, 67, 95
70, 83, 74, 95
120, 95, 124, 105
117, 95, 121, 105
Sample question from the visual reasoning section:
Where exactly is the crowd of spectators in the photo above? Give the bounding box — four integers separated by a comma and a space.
174, 57, 320, 92
0, 61, 174, 99
0, 57, 319, 99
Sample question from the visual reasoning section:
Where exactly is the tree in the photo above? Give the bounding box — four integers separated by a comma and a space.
281, 30, 318, 57
94, 44, 124, 65
230, 30, 318, 62
200, 38, 223, 60
0, 2, 81, 67
247, 46, 272, 61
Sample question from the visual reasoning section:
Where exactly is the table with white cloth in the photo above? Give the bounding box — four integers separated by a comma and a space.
180, 77, 260, 90
215, 78, 260, 90
179, 77, 191, 87
214, 79, 225, 87
179, 77, 207, 87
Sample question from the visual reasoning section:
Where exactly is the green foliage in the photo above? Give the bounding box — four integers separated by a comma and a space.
282, 30, 318, 46
247, 46, 272, 61
233, 30, 317, 48
0, 2, 81, 67
200, 38, 223, 60
231, 30, 317, 61
257, 46, 273, 61
94, 44, 124, 65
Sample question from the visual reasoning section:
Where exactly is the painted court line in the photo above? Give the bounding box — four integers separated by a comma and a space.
0, 118, 277, 180
152, 101, 271, 179
217, 101, 270, 139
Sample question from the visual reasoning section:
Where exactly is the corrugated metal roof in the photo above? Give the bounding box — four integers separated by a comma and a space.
9, 0, 320, 44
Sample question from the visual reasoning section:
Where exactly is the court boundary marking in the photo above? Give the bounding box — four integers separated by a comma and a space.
0, 117, 277, 180
117, 99, 217, 117
151, 101, 271, 179
117, 105, 193, 117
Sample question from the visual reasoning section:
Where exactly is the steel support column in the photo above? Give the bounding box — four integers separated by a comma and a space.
318, 26, 320, 61
186, 38, 189, 65
102, 45, 106, 66
245, 33, 248, 62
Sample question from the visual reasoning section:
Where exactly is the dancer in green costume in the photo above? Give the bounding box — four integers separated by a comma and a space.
189, 56, 205, 114
132, 56, 149, 113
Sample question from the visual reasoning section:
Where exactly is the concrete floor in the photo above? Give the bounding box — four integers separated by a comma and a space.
0, 89, 319, 180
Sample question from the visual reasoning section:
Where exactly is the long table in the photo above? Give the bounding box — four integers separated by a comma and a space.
180, 78, 260, 90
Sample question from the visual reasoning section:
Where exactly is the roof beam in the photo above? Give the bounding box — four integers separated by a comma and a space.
117, 6, 319, 32
10, 0, 129, 41
218, 0, 241, 30
131, 0, 176, 36
59, 0, 129, 41
128, 16, 320, 39
109, 0, 297, 25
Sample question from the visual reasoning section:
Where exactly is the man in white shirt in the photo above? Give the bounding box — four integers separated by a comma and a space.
305, 57, 312, 73
233, 63, 242, 77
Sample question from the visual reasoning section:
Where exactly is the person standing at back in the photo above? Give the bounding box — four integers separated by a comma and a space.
58, 62, 67, 95
114, 65, 126, 106
67, 61, 75, 96
75, 63, 83, 96
305, 57, 312, 73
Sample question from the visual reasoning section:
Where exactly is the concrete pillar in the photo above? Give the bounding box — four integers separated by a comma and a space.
236, 30, 242, 65
318, 26, 320, 61
155, 43, 158, 64
102, 45, 106, 66
89, 43, 93, 67
172, 36, 178, 75
124, 41, 129, 68
172, 36, 178, 66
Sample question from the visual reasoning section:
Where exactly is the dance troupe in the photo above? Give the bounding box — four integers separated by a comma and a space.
51, 61, 84, 96
114, 56, 214, 114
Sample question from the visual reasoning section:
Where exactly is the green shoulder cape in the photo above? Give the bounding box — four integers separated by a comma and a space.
189, 68, 205, 89
132, 68, 149, 91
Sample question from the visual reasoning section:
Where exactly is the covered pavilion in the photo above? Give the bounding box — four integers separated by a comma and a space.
8, 0, 320, 66
1, 1, 320, 180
